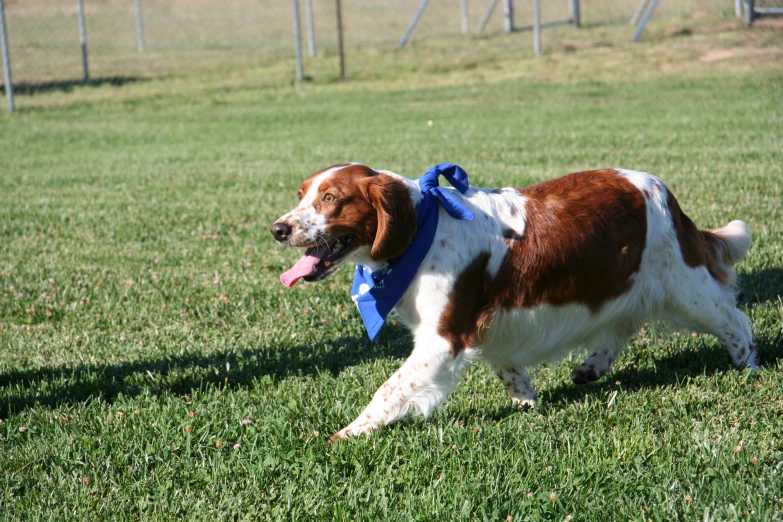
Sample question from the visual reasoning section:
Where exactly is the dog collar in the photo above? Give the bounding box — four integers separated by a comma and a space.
351, 163, 475, 340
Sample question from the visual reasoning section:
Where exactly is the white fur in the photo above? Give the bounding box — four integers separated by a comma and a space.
277, 166, 348, 244
715, 220, 751, 264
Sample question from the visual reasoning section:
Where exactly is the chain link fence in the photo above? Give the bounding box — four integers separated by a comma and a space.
0, 0, 772, 98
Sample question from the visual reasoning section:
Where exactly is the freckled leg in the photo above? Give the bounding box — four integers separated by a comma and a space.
493, 365, 537, 407
718, 308, 758, 369
571, 327, 632, 385
329, 335, 472, 443
663, 268, 759, 370
673, 300, 758, 370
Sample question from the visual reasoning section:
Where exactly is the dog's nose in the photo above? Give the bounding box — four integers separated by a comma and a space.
271, 222, 292, 241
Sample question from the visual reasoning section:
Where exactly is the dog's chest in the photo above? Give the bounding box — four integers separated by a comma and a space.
390, 189, 525, 331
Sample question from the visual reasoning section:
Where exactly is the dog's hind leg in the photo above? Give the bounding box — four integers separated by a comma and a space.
329, 335, 473, 443
493, 365, 537, 407
663, 269, 758, 370
659, 217, 757, 369
661, 200, 756, 368
570, 325, 634, 384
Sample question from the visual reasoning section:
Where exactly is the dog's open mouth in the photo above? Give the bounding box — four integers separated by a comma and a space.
280, 235, 355, 287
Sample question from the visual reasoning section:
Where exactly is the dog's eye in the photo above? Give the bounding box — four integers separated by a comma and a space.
323, 193, 336, 203
297, 191, 303, 201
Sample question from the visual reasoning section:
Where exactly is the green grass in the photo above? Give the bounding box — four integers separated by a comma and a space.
1, 19, 783, 521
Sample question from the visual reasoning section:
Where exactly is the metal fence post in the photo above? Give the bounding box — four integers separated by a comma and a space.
461, 0, 469, 34
76, 0, 89, 83
291, 0, 304, 82
630, 0, 649, 25
744, 0, 755, 26
335, 0, 345, 81
134, 0, 145, 52
533, 0, 541, 54
478, 0, 501, 33
570, 0, 580, 28
503, 0, 513, 32
0, 0, 14, 113
305, 0, 315, 58
398, 0, 431, 49
631, 0, 659, 41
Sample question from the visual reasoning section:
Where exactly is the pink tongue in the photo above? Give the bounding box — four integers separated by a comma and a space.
280, 246, 328, 287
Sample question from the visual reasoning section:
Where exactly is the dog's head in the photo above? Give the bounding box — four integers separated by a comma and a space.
271, 164, 417, 286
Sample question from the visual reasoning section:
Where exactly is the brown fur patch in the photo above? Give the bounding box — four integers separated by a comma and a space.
666, 191, 731, 286
300, 164, 417, 261
437, 252, 492, 356
366, 174, 418, 260
492, 169, 647, 311
438, 169, 649, 355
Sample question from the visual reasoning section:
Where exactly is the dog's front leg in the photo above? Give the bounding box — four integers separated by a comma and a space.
329, 335, 471, 443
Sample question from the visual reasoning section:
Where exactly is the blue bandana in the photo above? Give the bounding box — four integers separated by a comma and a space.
351, 163, 475, 340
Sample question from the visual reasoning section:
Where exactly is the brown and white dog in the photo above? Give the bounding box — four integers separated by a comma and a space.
271, 164, 756, 442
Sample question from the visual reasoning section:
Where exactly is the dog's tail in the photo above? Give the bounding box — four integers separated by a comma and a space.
699, 220, 750, 291
667, 191, 751, 280
705, 220, 751, 266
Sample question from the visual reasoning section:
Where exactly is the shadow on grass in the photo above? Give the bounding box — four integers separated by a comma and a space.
453, 330, 782, 424
738, 267, 783, 305
2, 267, 781, 419
542, 331, 782, 410
0, 76, 148, 96
0, 325, 412, 418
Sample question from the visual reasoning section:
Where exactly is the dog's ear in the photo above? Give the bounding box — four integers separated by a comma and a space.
366, 174, 417, 261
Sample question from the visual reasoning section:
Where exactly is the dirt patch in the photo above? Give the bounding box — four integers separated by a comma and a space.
659, 43, 781, 73
696, 20, 744, 34
700, 47, 779, 62
754, 17, 783, 29
559, 39, 597, 50
665, 27, 694, 37
700, 49, 741, 62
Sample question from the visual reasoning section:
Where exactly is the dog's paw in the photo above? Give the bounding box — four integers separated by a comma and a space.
511, 396, 537, 408
328, 423, 375, 444
327, 431, 346, 445
570, 365, 600, 385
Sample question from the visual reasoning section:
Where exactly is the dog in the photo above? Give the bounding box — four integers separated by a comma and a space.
271, 163, 756, 442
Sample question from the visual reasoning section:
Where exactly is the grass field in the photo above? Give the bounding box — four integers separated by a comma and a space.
2, 14, 783, 521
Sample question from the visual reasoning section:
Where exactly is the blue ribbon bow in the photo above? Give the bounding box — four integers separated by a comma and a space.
351, 163, 475, 340
418, 163, 476, 221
